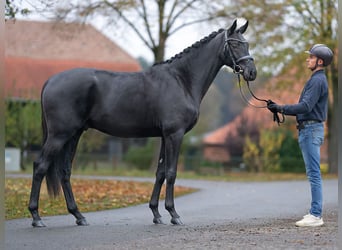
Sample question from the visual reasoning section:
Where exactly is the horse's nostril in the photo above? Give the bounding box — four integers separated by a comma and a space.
245, 70, 257, 81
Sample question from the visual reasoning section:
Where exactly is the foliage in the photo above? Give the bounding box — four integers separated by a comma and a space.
5, 100, 42, 169
259, 129, 285, 172
225, 114, 260, 157
242, 135, 261, 172
5, 0, 30, 20
123, 139, 155, 170
5, 178, 195, 220
5, 100, 42, 147
219, 0, 337, 75
73, 130, 108, 169
243, 129, 285, 172
279, 131, 305, 173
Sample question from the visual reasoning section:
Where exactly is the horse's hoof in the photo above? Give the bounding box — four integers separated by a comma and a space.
153, 217, 166, 225
32, 219, 46, 227
76, 218, 89, 226
171, 217, 184, 225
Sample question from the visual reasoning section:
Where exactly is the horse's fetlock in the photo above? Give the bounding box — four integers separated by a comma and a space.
149, 203, 158, 210
67, 205, 79, 214
28, 205, 37, 213
165, 203, 174, 212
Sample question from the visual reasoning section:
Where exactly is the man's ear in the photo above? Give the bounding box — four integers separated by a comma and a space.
318, 58, 324, 66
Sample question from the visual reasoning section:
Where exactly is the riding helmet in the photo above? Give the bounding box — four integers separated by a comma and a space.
305, 44, 333, 66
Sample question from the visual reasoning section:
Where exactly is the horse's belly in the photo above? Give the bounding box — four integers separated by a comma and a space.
90, 120, 162, 138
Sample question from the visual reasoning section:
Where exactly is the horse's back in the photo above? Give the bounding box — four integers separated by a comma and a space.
43, 68, 106, 95
42, 68, 138, 106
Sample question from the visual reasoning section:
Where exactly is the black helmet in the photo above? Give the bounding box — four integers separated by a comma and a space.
305, 44, 333, 66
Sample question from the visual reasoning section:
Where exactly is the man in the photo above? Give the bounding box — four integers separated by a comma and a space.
267, 44, 333, 227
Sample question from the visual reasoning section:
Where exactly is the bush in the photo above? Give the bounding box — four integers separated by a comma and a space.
123, 139, 154, 170
279, 131, 305, 173
279, 156, 305, 173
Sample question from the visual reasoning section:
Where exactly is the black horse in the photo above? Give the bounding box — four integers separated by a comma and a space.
28, 19, 257, 227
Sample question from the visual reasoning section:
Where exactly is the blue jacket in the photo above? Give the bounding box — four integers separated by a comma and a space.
282, 69, 328, 123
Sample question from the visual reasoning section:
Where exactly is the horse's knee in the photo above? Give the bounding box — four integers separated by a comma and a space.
155, 171, 165, 184
166, 171, 176, 184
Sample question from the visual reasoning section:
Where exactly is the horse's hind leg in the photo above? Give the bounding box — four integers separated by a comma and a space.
28, 137, 66, 227
61, 175, 88, 226
28, 159, 49, 227
60, 131, 88, 226
149, 138, 166, 224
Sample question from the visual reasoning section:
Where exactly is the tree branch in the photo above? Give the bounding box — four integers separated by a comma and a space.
103, 0, 153, 50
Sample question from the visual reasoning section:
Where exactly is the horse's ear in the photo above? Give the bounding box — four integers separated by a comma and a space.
228, 19, 237, 36
237, 20, 249, 34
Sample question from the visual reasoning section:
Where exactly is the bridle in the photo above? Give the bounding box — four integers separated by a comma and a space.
224, 30, 254, 74
224, 29, 285, 125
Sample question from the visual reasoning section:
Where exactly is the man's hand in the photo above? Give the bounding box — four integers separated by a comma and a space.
267, 100, 283, 113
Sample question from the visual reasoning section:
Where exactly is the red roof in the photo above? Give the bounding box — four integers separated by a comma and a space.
5, 20, 141, 99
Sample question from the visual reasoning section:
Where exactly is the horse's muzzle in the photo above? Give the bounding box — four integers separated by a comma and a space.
242, 61, 257, 81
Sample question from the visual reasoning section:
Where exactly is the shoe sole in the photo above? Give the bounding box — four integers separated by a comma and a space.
295, 222, 324, 227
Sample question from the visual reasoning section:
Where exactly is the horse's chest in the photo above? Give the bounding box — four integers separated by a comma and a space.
159, 101, 199, 132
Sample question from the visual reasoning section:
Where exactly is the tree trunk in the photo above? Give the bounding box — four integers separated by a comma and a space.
327, 64, 338, 174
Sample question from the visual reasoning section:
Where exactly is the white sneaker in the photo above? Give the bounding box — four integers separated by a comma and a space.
295, 214, 324, 227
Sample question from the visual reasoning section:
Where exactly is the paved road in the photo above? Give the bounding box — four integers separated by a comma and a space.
5, 176, 338, 250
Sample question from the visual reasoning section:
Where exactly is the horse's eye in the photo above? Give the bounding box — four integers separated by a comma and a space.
231, 42, 239, 48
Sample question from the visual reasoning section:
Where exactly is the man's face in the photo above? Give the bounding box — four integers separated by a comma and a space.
306, 54, 323, 70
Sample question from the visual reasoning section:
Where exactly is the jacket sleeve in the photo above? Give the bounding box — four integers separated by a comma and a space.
282, 78, 322, 116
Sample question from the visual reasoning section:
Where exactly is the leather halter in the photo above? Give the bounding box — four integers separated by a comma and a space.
223, 29, 254, 74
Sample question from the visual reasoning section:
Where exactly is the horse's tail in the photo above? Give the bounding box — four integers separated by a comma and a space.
40, 81, 49, 146
46, 166, 62, 197
40, 79, 63, 198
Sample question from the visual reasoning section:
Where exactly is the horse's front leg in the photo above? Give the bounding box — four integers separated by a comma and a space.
149, 138, 166, 224
164, 131, 184, 225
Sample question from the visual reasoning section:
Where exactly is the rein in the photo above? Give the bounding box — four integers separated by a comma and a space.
236, 73, 285, 125
223, 29, 284, 125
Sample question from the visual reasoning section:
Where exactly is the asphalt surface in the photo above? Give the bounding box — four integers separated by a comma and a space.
5, 176, 338, 249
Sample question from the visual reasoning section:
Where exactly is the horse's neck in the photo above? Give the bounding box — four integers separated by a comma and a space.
174, 34, 224, 105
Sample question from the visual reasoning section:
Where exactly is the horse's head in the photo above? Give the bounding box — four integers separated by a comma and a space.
223, 20, 257, 81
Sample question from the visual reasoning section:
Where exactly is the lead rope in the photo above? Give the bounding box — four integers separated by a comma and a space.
236, 73, 285, 125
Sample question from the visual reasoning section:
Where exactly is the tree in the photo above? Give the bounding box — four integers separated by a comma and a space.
220, 0, 338, 173
287, 0, 338, 174
52, 0, 233, 62
5, 0, 30, 20
5, 100, 42, 170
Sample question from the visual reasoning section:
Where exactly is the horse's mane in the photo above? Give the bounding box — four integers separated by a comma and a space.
154, 28, 225, 65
